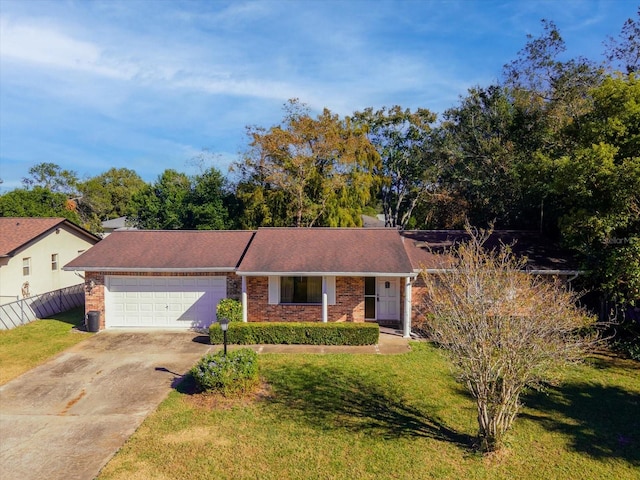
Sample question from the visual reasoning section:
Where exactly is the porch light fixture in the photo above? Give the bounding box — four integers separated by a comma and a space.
219, 317, 229, 356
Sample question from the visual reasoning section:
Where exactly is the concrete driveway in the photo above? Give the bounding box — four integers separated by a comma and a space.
0, 331, 212, 480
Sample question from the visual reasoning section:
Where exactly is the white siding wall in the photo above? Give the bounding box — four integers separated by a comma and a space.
0, 225, 96, 305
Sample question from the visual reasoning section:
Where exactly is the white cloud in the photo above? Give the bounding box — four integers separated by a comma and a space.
0, 16, 135, 79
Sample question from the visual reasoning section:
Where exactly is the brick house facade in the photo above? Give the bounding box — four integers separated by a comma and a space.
66, 228, 578, 336
245, 276, 367, 323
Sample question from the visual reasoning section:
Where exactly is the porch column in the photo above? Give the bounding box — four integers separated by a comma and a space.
241, 276, 248, 322
322, 276, 328, 323
403, 276, 412, 338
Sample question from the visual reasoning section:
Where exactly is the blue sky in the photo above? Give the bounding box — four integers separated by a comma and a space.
0, 0, 636, 191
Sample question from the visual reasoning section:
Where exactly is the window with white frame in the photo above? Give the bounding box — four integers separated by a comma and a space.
268, 276, 336, 305
23, 257, 31, 276
280, 276, 322, 303
51, 253, 59, 271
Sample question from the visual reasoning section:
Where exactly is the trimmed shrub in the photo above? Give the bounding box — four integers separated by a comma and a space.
216, 298, 242, 323
210, 322, 379, 346
189, 348, 259, 396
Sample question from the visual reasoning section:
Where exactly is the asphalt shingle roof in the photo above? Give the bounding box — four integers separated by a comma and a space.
64, 230, 255, 271
237, 227, 414, 275
0, 217, 86, 257
401, 230, 580, 272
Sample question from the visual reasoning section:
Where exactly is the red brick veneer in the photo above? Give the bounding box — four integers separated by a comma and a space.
245, 276, 366, 322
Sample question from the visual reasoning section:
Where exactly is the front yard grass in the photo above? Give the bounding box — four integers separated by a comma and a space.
99, 342, 640, 480
0, 307, 89, 385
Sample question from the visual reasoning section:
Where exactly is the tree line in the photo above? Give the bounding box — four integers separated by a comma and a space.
1, 14, 638, 307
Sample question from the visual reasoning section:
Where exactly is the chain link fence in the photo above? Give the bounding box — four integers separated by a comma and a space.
0, 284, 85, 330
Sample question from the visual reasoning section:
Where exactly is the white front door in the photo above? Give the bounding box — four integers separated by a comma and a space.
106, 276, 226, 329
376, 277, 399, 321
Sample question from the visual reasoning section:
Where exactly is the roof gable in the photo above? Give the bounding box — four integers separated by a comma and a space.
0, 217, 99, 257
64, 230, 255, 271
237, 228, 414, 275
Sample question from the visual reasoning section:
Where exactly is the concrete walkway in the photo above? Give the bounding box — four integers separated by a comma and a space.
0, 329, 410, 480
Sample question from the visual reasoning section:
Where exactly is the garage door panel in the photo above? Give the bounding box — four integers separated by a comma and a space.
106, 276, 226, 328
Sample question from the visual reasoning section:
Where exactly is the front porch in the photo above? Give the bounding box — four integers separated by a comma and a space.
238, 275, 414, 338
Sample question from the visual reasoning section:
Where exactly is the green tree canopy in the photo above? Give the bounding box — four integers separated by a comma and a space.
132, 167, 229, 230
0, 187, 82, 224
545, 74, 640, 305
235, 99, 380, 228
435, 85, 524, 228
352, 105, 438, 228
22, 162, 79, 196
77, 167, 147, 231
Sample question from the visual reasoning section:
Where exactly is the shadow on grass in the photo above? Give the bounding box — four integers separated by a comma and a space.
173, 372, 202, 393
45, 307, 85, 328
522, 383, 640, 465
262, 363, 474, 449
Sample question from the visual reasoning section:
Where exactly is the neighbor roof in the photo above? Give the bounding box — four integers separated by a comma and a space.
64, 230, 255, 272
401, 230, 580, 273
237, 228, 414, 276
0, 217, 100, 258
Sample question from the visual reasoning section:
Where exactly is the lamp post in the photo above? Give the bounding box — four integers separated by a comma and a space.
219, 317, 229, 356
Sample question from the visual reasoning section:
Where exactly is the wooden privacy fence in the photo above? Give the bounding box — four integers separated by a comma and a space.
0, 284, 85, 330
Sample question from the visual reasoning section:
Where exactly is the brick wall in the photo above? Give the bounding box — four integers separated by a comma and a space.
245, 276, 366, 322
84, 272, 105, 328
410, 275, 429, 328
84, 271, 239, 330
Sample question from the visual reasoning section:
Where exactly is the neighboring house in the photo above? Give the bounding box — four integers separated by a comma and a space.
101, 216, 137, 236
64, 227, 580, 336
361, 214, 386, 228
0, 218, 101, 305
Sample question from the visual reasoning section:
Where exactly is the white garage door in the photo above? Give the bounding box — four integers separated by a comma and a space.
106, 276, 226, 328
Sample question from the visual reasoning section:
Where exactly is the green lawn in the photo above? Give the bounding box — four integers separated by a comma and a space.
0, 307, 90, 385
99, 342, 640, 480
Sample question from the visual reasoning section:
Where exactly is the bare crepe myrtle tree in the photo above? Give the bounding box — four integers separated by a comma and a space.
419, 225, 598, 453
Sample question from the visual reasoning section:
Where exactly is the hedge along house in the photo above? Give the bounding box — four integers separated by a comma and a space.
236, 228, 417, 337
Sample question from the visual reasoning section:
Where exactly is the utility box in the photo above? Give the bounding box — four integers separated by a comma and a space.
86, 310, 100, 332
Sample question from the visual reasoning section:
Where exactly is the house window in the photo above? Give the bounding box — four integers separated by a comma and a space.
280, 276, 322, 304
51, 254, 59, 271
23, 257, 31, 276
